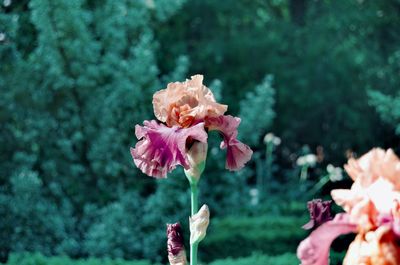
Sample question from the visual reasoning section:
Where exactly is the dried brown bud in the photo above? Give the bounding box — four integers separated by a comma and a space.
167, 223, 187, 265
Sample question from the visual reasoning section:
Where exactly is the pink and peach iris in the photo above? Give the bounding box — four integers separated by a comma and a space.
131, 75, 252, 178
297, 148, 400, 265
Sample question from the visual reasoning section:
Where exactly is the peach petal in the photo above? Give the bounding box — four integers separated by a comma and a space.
344, 226, 400, 265
152, 75, 227, 128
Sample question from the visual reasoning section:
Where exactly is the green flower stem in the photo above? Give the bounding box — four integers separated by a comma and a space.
190, 242, 198, 265
309, 175, 330, 195
300, 165, 309, 181
190, 183, 198, 216
264, 143, 274, 195
190, 183, 199, 265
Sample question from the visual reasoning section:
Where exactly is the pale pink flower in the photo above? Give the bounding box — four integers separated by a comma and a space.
298, 148, 400, 265
331, 149, 400, 230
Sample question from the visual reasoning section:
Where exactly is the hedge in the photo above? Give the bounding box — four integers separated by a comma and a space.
200, 215, 307, 261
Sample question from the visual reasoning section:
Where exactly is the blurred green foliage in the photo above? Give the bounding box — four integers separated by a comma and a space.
369, 90, 400, 135
207, 253, 298, 265
1, 0, 400, 264
201, 214, 307, 262
157, 0, 400, 160
5, 252, 300, 265
6, 253, 160, 265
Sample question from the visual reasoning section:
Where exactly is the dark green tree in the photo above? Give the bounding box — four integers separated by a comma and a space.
0, 0, 187, 259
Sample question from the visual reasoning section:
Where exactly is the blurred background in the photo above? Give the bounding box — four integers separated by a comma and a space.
1, 0, 400, 264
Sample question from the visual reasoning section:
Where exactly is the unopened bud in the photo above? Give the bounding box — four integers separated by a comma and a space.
184, 142, 208, 184
190, 204, 210, 244
167, 223, 187, 265
302, 199, 333, 230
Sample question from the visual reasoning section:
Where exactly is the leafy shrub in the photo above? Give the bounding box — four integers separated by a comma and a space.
239, 75, 276, 146
1, 171, 78, 257
369, 90, 400, 135
200, 215, 307, 262
0, 0, 188, 260
83, 192, 146, 259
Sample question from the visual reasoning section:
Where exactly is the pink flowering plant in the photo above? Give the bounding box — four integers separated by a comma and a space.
131, 75, 253, 265
297, 148, 400, 265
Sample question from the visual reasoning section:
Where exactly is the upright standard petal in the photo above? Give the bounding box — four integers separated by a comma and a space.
344, 148, 400, 189
297, 213, 357, 265
130, 120, 207, 178
152, 75, 227, 128
206, 115, 253, 171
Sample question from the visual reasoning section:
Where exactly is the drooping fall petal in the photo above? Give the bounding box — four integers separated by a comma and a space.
206, 115, 253, 171
297, 213, 357, 265
130, 120, 207, 178
167, 223, 187, 265
152, 75, 227, 128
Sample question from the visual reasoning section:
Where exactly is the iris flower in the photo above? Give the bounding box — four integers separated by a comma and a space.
297, 148, 400, 265
131, 75, 253, 178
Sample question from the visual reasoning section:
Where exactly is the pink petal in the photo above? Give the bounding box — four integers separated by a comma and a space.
206, 115, 253, 171
297, 213, 357, 265
130, 120, 207, 178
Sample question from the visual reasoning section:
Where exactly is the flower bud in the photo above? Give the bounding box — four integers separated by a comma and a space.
184, 142, 208, 184
167, 223, 187, 265
302, 199, 333, 230
189, 204, 210, 244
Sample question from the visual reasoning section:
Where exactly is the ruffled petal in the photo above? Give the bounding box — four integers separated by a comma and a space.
130, 120, 207, 178
344, 148, 400, 189
344, 226, 400, 265
206, 115, 253, 171
297, 213, 357, 265
152, 75, 227, 128
367, 178, 400, 215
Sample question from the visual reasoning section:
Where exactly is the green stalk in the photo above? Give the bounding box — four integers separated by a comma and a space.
190, 183, 198, 215
308, 175, 330, 195
190, 183, 199, 265
264, 143, 274, 195
300, 165, 309, 181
